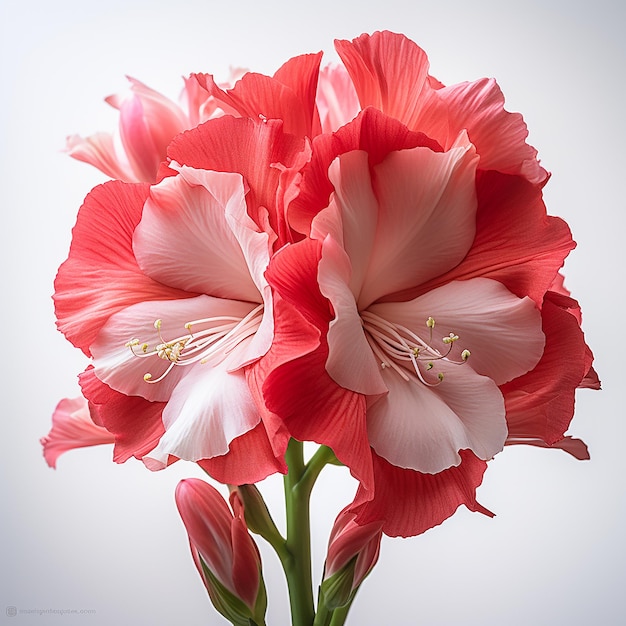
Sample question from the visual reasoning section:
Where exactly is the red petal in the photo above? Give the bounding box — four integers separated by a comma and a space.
54, 181, 191, 355
198, 420, 287, 484
79, 367, 165, 463
288, 107, 442, 235
167, 116, 304, 242
351, 449, 491, 538
263, 239, 374, 490
502, 294, 592, 445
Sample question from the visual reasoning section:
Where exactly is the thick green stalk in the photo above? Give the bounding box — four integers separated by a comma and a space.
283, 439, 315, 626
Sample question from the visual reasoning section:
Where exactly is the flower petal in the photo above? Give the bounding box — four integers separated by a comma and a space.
91, 295, 259, 402
143, 358, 260, 469
366, 361, 506, 473
133, 169, 261, 302
41, 397, 115, 468
358, 133, 479, 307
351, 449, 492, 538
54, 181, 191, 355
371, 278, 545, 386
79, 367, 166, 464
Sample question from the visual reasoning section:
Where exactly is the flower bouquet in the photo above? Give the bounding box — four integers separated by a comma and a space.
42, 31, 599, 626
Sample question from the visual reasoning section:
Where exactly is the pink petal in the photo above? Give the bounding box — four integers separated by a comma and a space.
288, 107, 442, 236
65, 132, 133, 181
144, 358, 260, 469
432, 78, 548, 184
358, 133, 479, 308
167, 116, 305, 243
316, 64, 360, 133
41, 397, 115, 468
371, 278, 545, 386
264, 239, 374, 491
91, 295, 258, 402
54, 181, 192, 356
316, 228, 386, 395
366, 361, 506, 474
401, 171, 575, 306
352, 449, 492, 538
133, 169, 261, 302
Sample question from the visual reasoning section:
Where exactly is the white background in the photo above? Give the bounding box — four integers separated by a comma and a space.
1, 1, 624, 624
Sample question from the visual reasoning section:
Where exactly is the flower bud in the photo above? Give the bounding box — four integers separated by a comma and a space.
320, 506, 383, 610
175, 479, 266, 625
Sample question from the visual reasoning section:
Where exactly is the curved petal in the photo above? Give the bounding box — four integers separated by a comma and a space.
351, 449, 492, 538
431, 78, 548, 184
133, 170, 261, 302
167, 115, 304, 240
371, 278, 545, 386
65, 132, 133, 181
54, 181, 192, 355
199, 420, 288, 484
359, 133, 479, 308
41, 397, 115, 468
91, 295, 259, 402
144, 359, 260, 469
335, 31, 440, 135
317, 230, 386, 395
366, 362, 506, 473
402, 171, 575, 306
502, 294, 592, 445
79, 368, 166, 464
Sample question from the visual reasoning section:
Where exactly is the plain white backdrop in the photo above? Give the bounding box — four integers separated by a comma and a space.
1, 1, 624, 624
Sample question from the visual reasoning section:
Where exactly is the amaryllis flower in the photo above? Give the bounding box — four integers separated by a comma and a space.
261, 31, 598, 537
40, 396, 114, 468
53, 110, 325, 483
175, 478, 266, 624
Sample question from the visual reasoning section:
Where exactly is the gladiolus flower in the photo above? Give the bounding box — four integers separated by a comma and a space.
175, 478, 266, 623
40, 396, 114, 468
320, 506, 382, 610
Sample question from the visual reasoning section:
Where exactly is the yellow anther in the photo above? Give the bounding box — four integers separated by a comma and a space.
442, 333, 459, 344
154, 319, 162, 330
438, 372, 445, 382
461, 349, 471, 361
412, 347, 420, 357
141, 343, 149, 353
426, 317, 436, 329
125, 338, 139, 348
184, 322, 193, 331
426, 362, 434, 370
143, 373, 153, 381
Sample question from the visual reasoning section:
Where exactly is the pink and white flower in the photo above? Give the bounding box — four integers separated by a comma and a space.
54, 111, 323, 483
261, 32, 598, 537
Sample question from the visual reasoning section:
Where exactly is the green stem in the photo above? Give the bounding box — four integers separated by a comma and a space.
328, 600, 353, 626
312, 600, 334, 626
282, 439, 315, 626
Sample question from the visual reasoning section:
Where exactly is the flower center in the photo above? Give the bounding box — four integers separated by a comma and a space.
361, 310, 470, 386
125, 304, 264, 384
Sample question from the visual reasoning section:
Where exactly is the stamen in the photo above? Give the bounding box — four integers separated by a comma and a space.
361, 311, 470, 387
126, 304, 264, 383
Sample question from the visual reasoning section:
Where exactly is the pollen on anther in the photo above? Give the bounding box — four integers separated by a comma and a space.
442, 333, 459, 344
143, 373, 153, 381
461, 349, 471, 361
438, 372, 445, 381
426, 317, 436, 329
426, 362, 434, 370
154, 319, 162, 330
